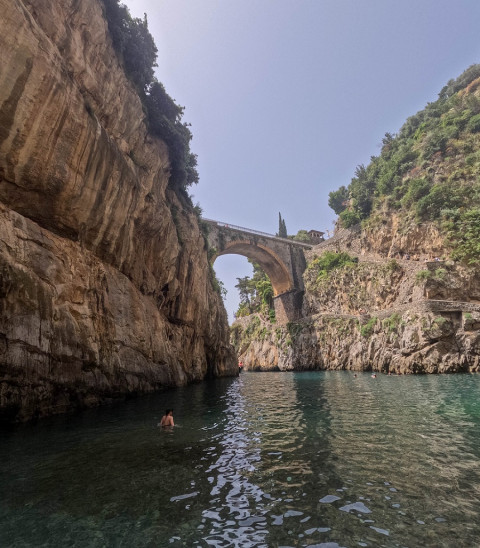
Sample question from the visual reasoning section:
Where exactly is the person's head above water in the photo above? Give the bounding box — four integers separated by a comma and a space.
159, 408, 174, 428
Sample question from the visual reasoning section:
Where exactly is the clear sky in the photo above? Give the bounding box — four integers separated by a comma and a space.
123, 0, 480, 322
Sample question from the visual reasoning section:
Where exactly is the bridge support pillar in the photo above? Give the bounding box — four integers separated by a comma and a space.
273, 290, 304, 324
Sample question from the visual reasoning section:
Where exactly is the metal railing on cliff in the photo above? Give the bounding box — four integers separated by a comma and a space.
201, 218, 313, 248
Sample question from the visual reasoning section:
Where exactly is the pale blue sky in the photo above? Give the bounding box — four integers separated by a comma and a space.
124, 0, 480, 322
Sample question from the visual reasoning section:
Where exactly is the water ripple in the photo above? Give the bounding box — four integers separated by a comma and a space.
2, 372, 480, 546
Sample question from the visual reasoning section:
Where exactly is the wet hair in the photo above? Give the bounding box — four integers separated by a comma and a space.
165, 409, 173, 415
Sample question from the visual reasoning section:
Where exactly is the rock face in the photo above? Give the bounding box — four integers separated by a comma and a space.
0, 0, 236, 421
233, 304, 480, 374
232, 225, 480, 374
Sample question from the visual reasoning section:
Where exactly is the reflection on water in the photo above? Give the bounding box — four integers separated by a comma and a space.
2, 372, 480, 547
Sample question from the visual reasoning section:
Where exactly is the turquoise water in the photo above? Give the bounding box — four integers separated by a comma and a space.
2, 372, 480, 547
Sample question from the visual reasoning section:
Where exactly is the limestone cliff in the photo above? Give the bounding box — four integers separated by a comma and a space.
0, 0, 236, 421
232, 304, 480, 374
232, 224, 480, 374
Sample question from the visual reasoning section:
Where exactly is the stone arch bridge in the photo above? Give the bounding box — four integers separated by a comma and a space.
202, 219, 312, 323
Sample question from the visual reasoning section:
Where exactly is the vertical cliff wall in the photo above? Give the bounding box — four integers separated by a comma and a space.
0, 0, 237, 421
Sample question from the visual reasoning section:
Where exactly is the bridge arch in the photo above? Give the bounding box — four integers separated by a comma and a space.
203, 218, 311, 322
213, 240, 294, 296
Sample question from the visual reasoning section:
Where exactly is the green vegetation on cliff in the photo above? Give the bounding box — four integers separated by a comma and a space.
306, 251, 358, 281
290, 229, 311, 243
102, 0, 199, 192
235, 262, 275, 322
329, 64, 480, 264
304, 253, 405, 315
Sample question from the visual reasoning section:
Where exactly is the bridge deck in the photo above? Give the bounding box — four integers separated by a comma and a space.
202, 218, 313, 249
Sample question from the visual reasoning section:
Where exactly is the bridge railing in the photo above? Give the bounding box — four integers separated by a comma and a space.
201, 218, 313, 248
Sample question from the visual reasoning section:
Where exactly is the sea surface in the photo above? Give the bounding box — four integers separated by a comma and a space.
2, 371, 480, 547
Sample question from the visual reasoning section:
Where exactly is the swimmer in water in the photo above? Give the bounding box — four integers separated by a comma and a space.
159, 409, 174, 427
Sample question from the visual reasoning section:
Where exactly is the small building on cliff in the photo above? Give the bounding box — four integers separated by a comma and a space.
307, 230, 325, 244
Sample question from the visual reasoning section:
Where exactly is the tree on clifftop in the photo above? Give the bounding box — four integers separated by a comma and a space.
102, 0, 199, 191
277, 212, 288, 238
328, 185, 349, 215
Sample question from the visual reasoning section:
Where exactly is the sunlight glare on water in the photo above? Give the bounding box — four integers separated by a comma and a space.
2, 371, 480, 547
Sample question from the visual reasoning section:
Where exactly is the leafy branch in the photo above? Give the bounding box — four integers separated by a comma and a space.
102, 0, 199, 191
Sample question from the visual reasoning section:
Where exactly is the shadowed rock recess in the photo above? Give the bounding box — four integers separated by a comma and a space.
0, 0, 236, 421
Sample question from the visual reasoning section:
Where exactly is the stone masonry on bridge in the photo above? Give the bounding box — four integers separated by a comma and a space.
202, 219, 312, 323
